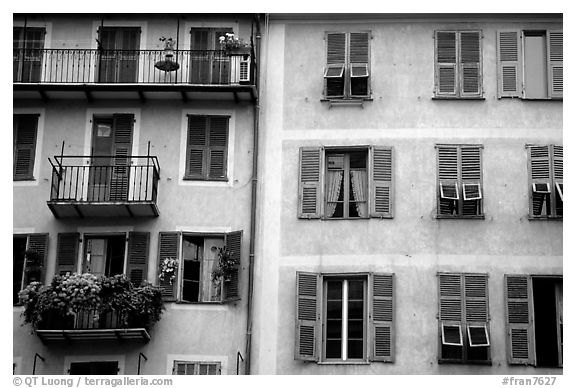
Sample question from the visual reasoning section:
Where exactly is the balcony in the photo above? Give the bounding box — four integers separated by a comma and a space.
47, 155, 160, 218
13, 48, 256, 102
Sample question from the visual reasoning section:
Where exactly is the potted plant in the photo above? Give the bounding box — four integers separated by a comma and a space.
219, 33, 251, 56
158, 257, 179, 285
211, 247, 239, 287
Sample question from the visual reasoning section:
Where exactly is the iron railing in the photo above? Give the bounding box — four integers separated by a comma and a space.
13, 48, 253, 85
48, 155, 160, 204
38, 309, 126, 330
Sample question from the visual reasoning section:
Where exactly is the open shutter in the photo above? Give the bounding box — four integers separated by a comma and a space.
223, 230, 242, 302
110, 114, 133, 201
207, 116, 229, 180
553, 144, 563, 201
13, 114, 39, 180
55, 232, 79, 276
298, 147, 322, 219
461, 146, 482, 216
547, 30, 563, 99
158, 232, 179, 300
435, 31, 457, 96
370, 147, 393, 218
527, 145, 551, 217
186, 115, 207, 179
497, 30, 521, 97
460, 31, 482, 96
349, 32, 370, 97
126, 232, 149, 286
325, 32, 346, 97
437, 145, 459, 215
26, 233, 48, 284
370, 273, 394, 362
505, 275, 535, 365
295, 271, 320, 361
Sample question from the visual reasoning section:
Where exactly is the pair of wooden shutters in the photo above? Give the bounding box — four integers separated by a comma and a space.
497, 30, 563, 99
438, 274, 489, 359
437, 145, 483, 216
298, 147, 393, 218
18, 233, 49, 286
185, 115, 229, 180
98, 27, 141, 83
295, 272, 394, 362
190, 28, 232, 84
55, 232, 149, 285
13, 114, 39, 180
527, 145, 563, 218
324, 32, 370, 98
157, 231, 241, 302
435, 31, 482, 97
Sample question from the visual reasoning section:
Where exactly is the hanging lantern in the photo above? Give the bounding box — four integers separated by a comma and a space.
155, 37, 180, 72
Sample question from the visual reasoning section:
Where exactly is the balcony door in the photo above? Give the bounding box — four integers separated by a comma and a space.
190, 27, 232, 84
98, 27, 140, 83
88, 115, 133, 202
83, 235, 125, 277
13, 27, 45, 82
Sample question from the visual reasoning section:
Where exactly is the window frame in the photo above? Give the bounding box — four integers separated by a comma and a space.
527, 144, 563, 220
81, 233, 127, 278
13, 114, 39, 181
173, 361, 222, 375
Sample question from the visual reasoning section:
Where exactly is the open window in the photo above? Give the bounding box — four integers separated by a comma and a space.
441, 323, 463, 346
467, 324, 490, 347
13, 233, 48, 304
527, 145, 562, 218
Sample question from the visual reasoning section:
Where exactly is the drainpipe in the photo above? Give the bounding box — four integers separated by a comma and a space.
244, 13, 264, 376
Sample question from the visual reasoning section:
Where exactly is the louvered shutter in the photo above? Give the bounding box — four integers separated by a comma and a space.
295, 272, 320, 361
223, 230, 242, 302
527, 145, 551, 218
13, 114, 38, 180
437, 145, 459, 215
26, 233, 48, 284
461, 146, 482, 216
126, 232, 149, 286
110, 114, 133, 201
439, 273, 462, 323
553, 145, 563, 202
207, 116, 229, 180
497, 30, 521, 97
325, 33, 346, 97
55, 233, 79, 275
370, 147, 393, 218
435, 31, 457, 96
370, 273, 394, 362
298, 147, 322, 219
460, 31, 482, 96
349, 32, 370, 97
158, 232, 179, 300
505, 275, 535, 365
547, 31, 562, 99
464, 274, 489, 346
186, 115, 207, 179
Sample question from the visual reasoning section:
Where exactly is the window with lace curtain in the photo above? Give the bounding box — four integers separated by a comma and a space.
325, 151, 368, 219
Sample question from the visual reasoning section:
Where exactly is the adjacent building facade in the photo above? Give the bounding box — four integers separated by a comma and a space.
251, 14, 562, 374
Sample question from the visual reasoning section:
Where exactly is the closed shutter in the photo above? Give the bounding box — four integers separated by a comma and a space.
435, 31, 457, 96
126, 232, 149, 286
464, 275, 489, 346
158, 232, 179, 300
461, 146, 482, 216
349, 32, 370, 97
460, 31, 482, 96
186, 115, 207, 179
497, 30, 521, 97
527, 145, 551, 218
207, 116, 229, 180
223, 230, 242, 302
505, 275, 535, 365
298, 147, 322, 219
295, 272, 320, 361
370, 147, 393, 218
110, 114, 133, 201
547, 30, 563, 99
26, 233, 48, 284
13, 114, 39, 180
437, 145, 459, 215
55, 233, 79, 275
370, 273, 394, 362
325, 33, 346, 97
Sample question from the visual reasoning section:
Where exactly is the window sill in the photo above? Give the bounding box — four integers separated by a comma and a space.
528, 216, 563, 221
322, 216, 370, 221
436, 215, 485, 220
183, 177, 229, 182
432, 96, 485, 100
438, 359, 492, 365
321, 98, 373, 109
318, 361, 370, 365
13, 177, 35, 182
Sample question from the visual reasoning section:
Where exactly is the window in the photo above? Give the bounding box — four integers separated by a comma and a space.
323, 32, 371, 99
436, 144, 483, 218
505, 275, 562, 367
438, 273, 491, 363
69, 361, 119, 375
295, 272, 394, 363
13, 234, 48, 304
434, 30, 483, 98
527, 145, 562, 219
497, 30, 562, 99
13, 27, 45, 82
13, 114, 39, 181
157, 231, 241, 303
173, 361, 221, 375
298, 146, 393, 219
98, 27, 141, 83
55, 232, 149, 285
190, 27, 233, 84
184, 115, 229, 181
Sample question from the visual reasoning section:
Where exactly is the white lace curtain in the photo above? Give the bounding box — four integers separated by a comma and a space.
325, 170, 343, 218
350, 170, 368, 217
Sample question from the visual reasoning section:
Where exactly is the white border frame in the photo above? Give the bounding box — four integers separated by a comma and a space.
441, 322, 463, 346
63, 354, 125, 375
166, 354, 228, 375
467, 324, 490, 347
13, 108, 46, 187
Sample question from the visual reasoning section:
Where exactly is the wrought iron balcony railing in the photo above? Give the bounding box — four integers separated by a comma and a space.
13, 48, 253, 85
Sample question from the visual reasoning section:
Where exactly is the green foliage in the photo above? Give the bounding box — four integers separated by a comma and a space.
211, 246, 239, 283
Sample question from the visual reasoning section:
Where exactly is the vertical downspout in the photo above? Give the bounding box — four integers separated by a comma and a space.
245, 13, 263, 376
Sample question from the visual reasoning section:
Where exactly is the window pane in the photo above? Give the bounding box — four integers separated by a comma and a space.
326, 280, 342, 299
183, 259, 200, 281
347, 320, 364, 339
182, 280, 199, 302
326, 339, 342, 359
348, 300, 364, 320
442, 344, 462, 360
327, 300, 342, 320
326, 77, 344, 97
351, 77, 368, 96
347, 339, 364, 359
348, 280, 363, 299
349, 152, 366, 169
